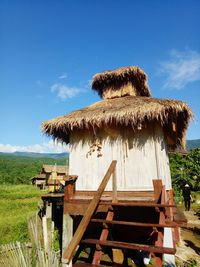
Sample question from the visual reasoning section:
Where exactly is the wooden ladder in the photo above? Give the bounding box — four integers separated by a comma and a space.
62, 161, 177, 267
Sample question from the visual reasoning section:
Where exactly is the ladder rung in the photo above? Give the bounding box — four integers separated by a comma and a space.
99, 202, 176, 208
81, 239, 176, 255
73, 264, 101, 267
90, 219, 176, 228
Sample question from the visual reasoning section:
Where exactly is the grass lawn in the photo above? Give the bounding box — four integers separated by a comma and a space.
0, 185, 44, 245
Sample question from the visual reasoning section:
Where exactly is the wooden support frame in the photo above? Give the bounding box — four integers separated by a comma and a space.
153, 179, 163, 203
62, 160, 117, 264
92, 167, 118, 265
61, 168, 177, 266
81, 239, 176, 255
154, 184, 166, 267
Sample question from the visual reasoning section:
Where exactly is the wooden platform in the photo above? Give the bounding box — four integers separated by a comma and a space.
61, 162, 179, 267
64, 190, 157, 215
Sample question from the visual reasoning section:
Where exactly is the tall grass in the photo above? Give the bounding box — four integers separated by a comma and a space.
0, 185, 44, 245
0, 214, 60, 267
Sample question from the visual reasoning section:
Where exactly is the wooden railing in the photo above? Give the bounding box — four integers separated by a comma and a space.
62, 160, 117, 264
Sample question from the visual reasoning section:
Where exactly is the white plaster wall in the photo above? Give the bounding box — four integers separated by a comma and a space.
69, 125, 171, 191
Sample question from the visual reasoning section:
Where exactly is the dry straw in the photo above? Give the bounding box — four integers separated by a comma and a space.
42, 66, 193, 148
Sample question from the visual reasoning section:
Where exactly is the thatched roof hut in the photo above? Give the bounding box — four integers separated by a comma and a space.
42, 66, 192, 191
42, 66, 192, 149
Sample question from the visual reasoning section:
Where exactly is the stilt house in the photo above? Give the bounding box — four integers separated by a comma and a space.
32, 164, 68, 191
42, 66, 192, 266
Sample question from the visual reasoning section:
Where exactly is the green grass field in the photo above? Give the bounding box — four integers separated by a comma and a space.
0, 185, 44, 245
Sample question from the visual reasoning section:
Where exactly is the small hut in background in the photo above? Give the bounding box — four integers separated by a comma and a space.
42, 66, 192, 266
32, 164, 68, 191
31, 173, 46, 189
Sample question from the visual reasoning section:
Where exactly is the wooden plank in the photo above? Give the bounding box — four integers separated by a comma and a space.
90, 219, 177, 228
62, 160, 117, 264
107, 202, 176, 208
92, 210, 114, 264
72, 190, 155, 197
64, 201, 176, 216
73, 263, 101, 267
153, 179, 163, 202
67, 200, 176, 208
62, 214, 73, 267
112, 167, 117, 202
92, 167, 118, 264
154, 185, 165, 267
81, 239, 176, 255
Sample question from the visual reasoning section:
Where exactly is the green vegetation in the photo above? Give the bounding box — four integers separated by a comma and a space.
0, 154, 67, 184
169, 148, 200, 201
0, 185, 44, 245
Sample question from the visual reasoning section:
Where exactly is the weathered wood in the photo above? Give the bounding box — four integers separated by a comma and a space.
81, 239, 176, 255
62, 160, 117, 264
42, 215, 49, 252
92, 210, 114, 264
153, 179, 163, 202
90, 219, 176, 228
92, 166, 118, 264
73, 263, 101, 267
63, 200, 176, 216
62, 214, 73, 267
71, 190, 155, 198
67, 199, 175, 207
112, 167, 117, 202
154, 185, 165, 267
106, 202, 175, 207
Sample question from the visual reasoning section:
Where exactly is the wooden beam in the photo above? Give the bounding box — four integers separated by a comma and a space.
73, 263, 102, 267
154, 185, 165, 267
63, 201, 176, 216
92, 210, 115, 265
92, 168, 118, 265
62, 160, 117, 264
153, 179, 163, 202
90, 219, 177, 228
81, 239, 176, 255
67, 200, 176, 208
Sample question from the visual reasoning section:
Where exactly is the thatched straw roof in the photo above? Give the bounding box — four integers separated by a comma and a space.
42, 165, 68, 174
42, 96, 193, 148
92, 66, 151, 99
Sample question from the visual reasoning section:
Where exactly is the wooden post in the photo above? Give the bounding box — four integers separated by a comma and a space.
92, 162, 118, 265
62, 214, 73, 267
62, 160, 117, 264
154, 185, 165, 267
42, 215, 49, 252
112, 165, 117, 202
153, 179, 163, 202
46, 202, 52, 219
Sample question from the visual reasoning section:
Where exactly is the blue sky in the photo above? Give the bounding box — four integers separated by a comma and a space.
0, 0, 200, 153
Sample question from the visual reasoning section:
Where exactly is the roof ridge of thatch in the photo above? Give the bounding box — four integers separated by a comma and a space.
91, 66, 152, 98
41, 95, 193, 149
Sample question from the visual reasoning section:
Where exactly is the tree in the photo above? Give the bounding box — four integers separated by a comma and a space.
169, 148, 200, 193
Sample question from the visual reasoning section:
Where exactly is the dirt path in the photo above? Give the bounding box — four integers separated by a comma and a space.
175, 208, 200, 266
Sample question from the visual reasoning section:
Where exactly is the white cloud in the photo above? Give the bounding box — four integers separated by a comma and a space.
159, 49, 200, 89
51, 83, 84, 100
58, 73, 68, 79
0, 141, 69, 154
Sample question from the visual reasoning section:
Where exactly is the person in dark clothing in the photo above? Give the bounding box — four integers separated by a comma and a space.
182, 184, 191, 211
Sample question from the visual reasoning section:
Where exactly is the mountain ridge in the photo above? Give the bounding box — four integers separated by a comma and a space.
0, 139, 199, 158
0, 151, 68, 159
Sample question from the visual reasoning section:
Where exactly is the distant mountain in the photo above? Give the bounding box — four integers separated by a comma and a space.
187, 139, 200, 150
0, 151, 68, 159
0, 139, 199, 158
